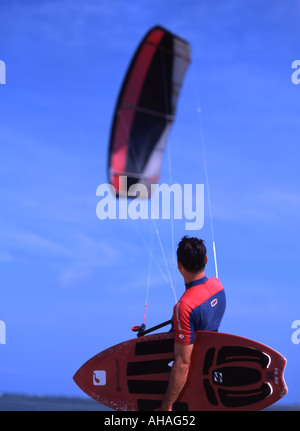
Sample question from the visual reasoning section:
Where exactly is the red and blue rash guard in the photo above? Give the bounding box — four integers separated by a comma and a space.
172, 276, 226, 345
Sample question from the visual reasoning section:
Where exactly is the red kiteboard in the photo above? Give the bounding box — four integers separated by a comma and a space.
73, 331, 287, 411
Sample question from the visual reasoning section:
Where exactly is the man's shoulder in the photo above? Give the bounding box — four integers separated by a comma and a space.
206, 277, 224, 291
206, 276, 222, 284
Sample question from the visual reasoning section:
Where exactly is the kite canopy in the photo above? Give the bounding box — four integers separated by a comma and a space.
108, 25, 191, 198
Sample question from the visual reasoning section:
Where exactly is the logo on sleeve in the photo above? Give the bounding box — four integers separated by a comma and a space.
211, 298, 218, 307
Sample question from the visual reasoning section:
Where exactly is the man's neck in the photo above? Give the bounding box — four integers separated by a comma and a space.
183, 270, 205, 285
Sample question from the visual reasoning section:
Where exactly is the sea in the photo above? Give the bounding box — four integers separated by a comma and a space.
0, 393, 112, 411
0, 393, 298, 411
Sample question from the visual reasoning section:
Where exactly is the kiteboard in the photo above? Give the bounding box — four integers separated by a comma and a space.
73, 331, 287, 411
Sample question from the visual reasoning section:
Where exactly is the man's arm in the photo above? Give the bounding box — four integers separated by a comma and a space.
159, 342, 193, 411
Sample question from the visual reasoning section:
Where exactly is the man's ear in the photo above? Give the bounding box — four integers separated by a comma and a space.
205, 255, 208, 264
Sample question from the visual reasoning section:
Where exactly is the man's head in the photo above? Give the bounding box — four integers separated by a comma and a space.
177, 236, 207, 274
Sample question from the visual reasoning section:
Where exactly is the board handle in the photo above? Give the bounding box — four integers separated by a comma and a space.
131, 323, 146, 337
131, 320, 172, 337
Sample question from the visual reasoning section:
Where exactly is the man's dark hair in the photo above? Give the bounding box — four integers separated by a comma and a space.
176, 236, 207, 273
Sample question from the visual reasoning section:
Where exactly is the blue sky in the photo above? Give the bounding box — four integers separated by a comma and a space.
1, 0, 300, 406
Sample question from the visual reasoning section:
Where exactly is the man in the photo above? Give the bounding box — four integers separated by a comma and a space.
159, 236, 226, 411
